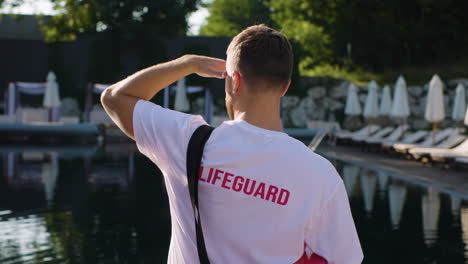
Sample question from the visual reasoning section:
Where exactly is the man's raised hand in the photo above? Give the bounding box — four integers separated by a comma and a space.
187, 55, 226, 79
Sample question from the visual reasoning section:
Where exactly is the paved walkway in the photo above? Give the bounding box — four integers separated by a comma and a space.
317, 145, 468, 200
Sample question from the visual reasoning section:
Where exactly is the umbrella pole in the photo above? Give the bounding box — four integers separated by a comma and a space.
400, 118, 405, 135
432, 122, 438, 145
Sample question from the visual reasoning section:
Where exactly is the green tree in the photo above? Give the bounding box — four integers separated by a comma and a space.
200, 0, 274, 37
0, 0, 24, 11
41, 0, 199, 42
269, 0, 336, 70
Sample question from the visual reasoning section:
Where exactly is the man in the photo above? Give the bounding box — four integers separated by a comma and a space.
101, 25, 363, 263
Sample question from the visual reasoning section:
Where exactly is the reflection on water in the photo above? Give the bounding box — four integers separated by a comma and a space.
0, 145, 467, 263
0, 144, 170, 264
330, 159, 467, 264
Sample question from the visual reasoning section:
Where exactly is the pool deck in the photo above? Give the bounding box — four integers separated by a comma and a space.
317, 145, 468, 200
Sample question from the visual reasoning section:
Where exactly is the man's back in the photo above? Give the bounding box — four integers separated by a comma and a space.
133, 100, 362, 264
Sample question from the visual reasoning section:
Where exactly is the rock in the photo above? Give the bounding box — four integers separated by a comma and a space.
408, 94, 417, 104
289, 97, 318, 127
282, 96, 300, 109
411, 102, 425, 118
447, 78, 468, 88
322, 98, 344, 111
330, 81, 349, 98
289, 104, 307, 127
411, 119, 430, 130
307, 86, 327, 99
420, 95, 427, 110
61, 97, 81, 116
315, 108, 326, 120
359, 94, 367, 104
444, 95, 451, 117
407, 86, 423, 97
342, 115, 363, 130
92, 103, 103, 111
301, 97, 316, 117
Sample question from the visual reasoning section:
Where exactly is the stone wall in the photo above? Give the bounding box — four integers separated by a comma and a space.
282, 77, 468, 129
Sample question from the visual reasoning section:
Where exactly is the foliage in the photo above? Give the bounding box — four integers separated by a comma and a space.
270, 0, 468, 71
269, 0, 334, 67
202, 0, 468, 82
200, 0, 274, 37
302, 64, 379, 86
41, 0, 199, 42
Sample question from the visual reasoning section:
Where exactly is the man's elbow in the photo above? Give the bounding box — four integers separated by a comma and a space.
100, 87, 115, 110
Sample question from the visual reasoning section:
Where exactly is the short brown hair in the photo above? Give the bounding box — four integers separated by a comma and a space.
227, 24, 293, 93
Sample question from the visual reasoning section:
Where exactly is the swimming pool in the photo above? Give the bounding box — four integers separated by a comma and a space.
0, 145, 466, 263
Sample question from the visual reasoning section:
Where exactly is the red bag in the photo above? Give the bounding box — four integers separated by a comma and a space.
294, 252, 327, 264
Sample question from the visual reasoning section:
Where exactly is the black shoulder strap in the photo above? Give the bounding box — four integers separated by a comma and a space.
187, 124, 215, 264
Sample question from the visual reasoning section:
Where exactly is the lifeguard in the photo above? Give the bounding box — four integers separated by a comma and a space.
102, 24, 363, 263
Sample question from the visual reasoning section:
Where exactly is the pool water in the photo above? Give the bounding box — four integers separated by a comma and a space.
0, 145, 466, 264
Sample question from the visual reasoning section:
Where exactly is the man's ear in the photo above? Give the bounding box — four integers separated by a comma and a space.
281, 79, 291, 97
232, 71, 242, 94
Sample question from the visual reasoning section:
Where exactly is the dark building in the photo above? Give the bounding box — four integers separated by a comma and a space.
0, 15, 230, 112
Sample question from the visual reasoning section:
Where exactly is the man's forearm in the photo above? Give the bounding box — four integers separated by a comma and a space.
104, 55, 195, 101
99, 55, 225, 139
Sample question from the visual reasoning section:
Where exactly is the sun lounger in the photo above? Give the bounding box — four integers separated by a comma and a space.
382, 130, 429, 149
365, 125, 409, 144
427, 138, 468, 163
352, 126, 394, 142
408, 132, 466, 160
360, 125, 410, 151
335, 125, 380, 139
335, 125, 380, 144
454, 156, 468, 167
392, 128, 454, 154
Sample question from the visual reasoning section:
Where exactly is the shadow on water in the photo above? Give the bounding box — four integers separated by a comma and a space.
0, 143, 467, 264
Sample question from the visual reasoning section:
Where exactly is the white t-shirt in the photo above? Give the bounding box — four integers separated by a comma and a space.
133, 99, 363, 264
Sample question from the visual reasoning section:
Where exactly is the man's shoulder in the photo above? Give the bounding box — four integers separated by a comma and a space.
283, 138, 342, 185
283, 136, 333, 165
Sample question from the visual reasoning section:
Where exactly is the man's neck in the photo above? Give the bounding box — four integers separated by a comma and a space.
233, 99, 283, 133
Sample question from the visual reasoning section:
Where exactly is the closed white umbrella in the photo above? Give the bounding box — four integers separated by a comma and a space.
422, 189, 440, 247
425, 75, 445, 144
464, 101, 468, 126
452, 84, 466, 129
388, 183, 407, 229
377, 171, 389, 198
360, 170, 377, 214
363, 80, 379, 119
390, 76, 410, 121
174, 77, 190, 112
450, 195, 461, 217
42, 152, 59, 204
345, 83, 362, 116
461, 208, 468, 256
380, 85, 392, 116
43, 72, 61, 121
342, 164, 360, 196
